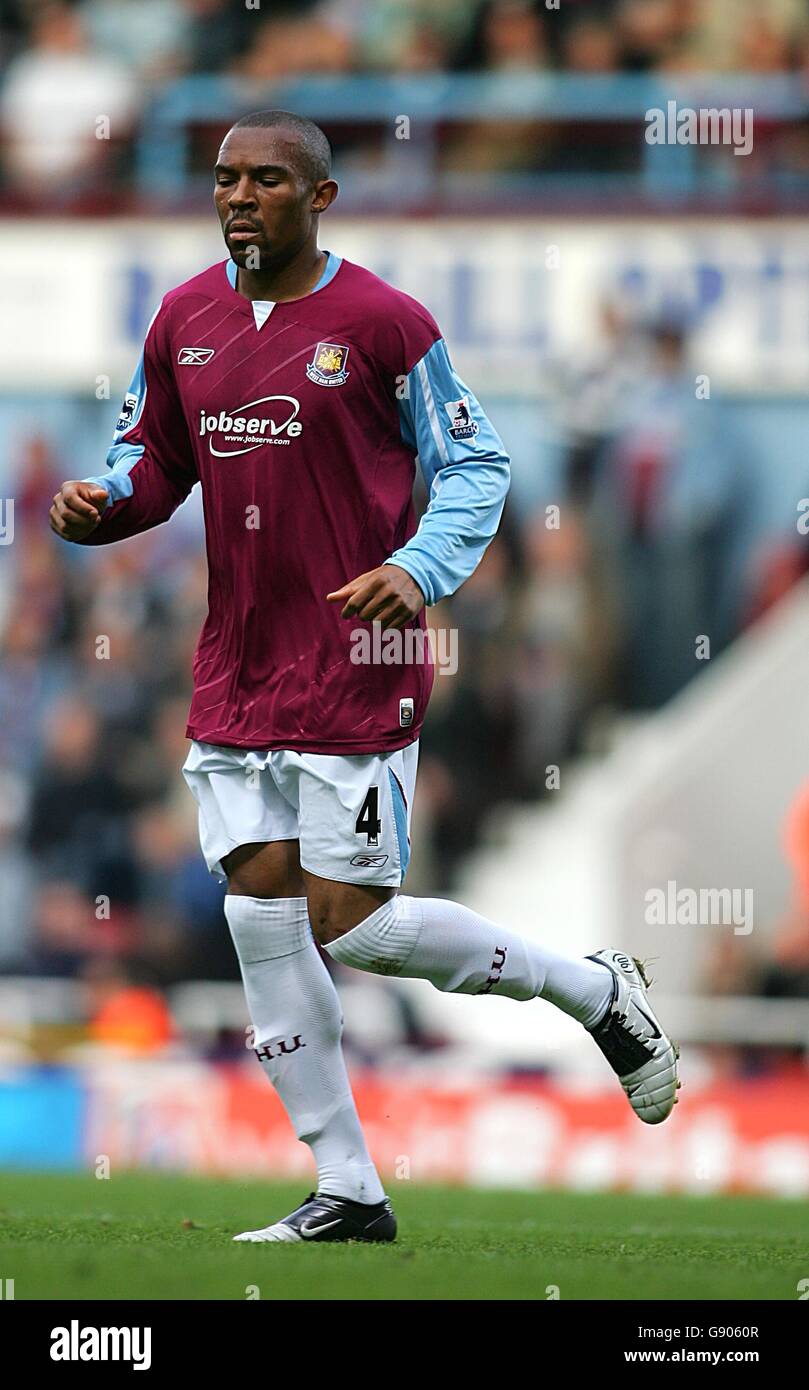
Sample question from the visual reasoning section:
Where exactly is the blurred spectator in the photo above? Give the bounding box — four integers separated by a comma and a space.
0, 767, 31, 969
554, 295, 643, 506
26, 696, 135, 896
683, 0, 809, 73
702, 780, 809, 1073
81, 0, 190, 82
616, 0, 684, 71
0, 0, 27, 69
0, 1, 138, 194
179, 0, 276, 74
757, 781, 809, 1000
237, 13, 354, 81
590, 311, 750, 708
443, 0, 553, 173
420, 553, 519, 885
13, 435, 64, 537
456, 0, 550, 71
131, 793, 234, 982
479, 0, 549, 70
30, 879, 140, 976
562, 18, 622, 74
0, 599, 72, 775
784, 779, 809, 917
512, 508, 615, 793
744, 539, 809, 628
85, 959, 175, 1053
322, 0, 471, 72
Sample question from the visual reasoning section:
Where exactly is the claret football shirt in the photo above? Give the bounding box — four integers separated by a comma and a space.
81, 253, 510, 753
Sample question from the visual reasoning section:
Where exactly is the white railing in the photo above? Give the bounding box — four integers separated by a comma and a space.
0, 978, 807, 1055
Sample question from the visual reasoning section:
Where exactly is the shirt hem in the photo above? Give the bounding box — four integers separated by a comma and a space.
185, 725, 422, 755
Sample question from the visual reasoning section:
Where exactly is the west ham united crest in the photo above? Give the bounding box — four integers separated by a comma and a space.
306, 341, 350, 387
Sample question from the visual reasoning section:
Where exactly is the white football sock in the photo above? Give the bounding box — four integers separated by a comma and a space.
225, 895, 385, 1204
323, 895, 613, 1028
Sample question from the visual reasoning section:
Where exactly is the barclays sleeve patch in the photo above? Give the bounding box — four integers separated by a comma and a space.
444, 396, 479, 441
115, 392, 139, 435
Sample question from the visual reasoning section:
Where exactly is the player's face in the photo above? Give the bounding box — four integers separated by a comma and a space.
214, 128, 327, 268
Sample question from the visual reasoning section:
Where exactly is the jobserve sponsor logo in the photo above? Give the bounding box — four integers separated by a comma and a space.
199, 396, 303, 456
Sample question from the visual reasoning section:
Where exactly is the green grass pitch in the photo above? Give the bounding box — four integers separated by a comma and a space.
0, 1171, 807, 1300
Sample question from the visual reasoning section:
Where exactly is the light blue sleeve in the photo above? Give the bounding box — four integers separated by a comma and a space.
82, 341, 148, 505
386, 338, 510, 605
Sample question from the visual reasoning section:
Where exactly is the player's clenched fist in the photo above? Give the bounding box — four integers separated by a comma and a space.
49, 481, 109, 541
327, 563, 425, 631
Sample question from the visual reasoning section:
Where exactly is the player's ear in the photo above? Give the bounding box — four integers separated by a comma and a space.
312, 179, 338, 214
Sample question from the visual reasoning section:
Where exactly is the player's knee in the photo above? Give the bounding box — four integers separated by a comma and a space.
223, 840, 305, 898
307, 886, 395, 947
308, 902, 352, 947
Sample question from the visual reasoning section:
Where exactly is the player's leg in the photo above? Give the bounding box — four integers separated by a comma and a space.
295, 738, 612, 1023
292, 742, 679, 1125
181, 743, 394, 1244
320, 887, 679, 1124
223, 840, 395, 1244
307, 877, 613, 1026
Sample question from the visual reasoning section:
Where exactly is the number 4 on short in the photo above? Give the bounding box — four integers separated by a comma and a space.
355, 786, 381, 847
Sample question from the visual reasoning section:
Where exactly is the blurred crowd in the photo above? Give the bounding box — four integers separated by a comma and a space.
1, 308, 807, 1003
2, 0, 809, 200
1, 0, 809, 1054
2, 0, 807, 83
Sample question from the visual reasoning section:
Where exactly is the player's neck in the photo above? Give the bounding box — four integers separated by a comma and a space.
235, 245, 327, 304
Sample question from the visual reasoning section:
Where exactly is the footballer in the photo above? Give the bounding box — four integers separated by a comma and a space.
50, 111, 679, 1244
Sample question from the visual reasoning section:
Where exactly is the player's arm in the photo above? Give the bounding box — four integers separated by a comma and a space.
328, 338, 510, 628
49, 307, 198, 545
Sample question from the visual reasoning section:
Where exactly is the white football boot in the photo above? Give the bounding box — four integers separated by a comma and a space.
586, 949, 680, 1124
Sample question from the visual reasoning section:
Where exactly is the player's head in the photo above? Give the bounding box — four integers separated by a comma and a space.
214, 110, 338, 268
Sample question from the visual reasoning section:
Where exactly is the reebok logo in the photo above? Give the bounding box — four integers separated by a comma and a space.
350, 853, 389, 868
178, 346, 215, 365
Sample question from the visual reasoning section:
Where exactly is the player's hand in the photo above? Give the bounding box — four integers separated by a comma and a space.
49, 481, 109, 541
327, 564, 425, 631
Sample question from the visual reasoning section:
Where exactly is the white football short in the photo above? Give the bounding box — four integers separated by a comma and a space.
181, 739, 419, 887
